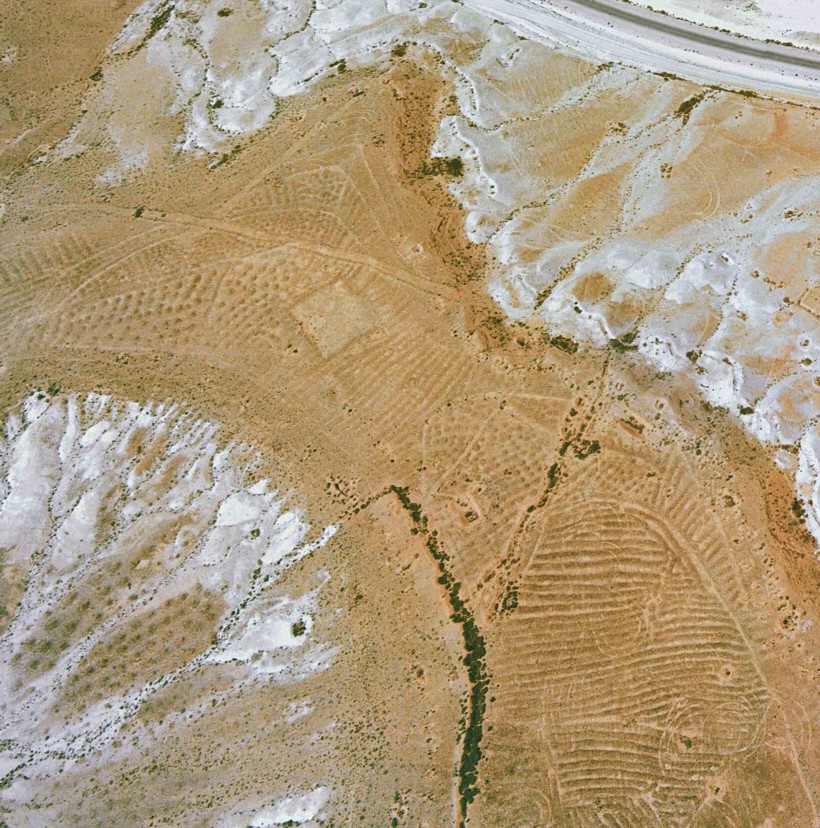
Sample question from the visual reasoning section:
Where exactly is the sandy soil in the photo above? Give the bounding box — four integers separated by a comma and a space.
0, 2, 818, 826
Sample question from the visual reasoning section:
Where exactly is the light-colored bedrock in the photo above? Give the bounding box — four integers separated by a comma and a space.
0, 393, 337, 821
431, 42, 820, 550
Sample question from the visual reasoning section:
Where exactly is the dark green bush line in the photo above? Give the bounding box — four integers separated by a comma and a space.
135, 1, 174, 51
499, 584, 518, 615
147, 2, 173, 39
548, 334, 578, 354
675, 92, 706, 125
557, 402, 601, 463
417, 157, 464, 178
389, 485, 488, 826
608, 336, 638, 354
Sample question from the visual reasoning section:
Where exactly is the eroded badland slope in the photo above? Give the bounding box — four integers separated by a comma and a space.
0, 2, 818, 825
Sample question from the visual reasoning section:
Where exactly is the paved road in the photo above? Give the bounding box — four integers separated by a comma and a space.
467, 0, 820, 99
563, 0, 820, 70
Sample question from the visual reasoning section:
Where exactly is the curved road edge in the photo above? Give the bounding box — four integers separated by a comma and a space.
464, 0, 820, 102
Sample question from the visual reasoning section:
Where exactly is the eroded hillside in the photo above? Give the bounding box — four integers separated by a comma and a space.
0, 1, 818, 826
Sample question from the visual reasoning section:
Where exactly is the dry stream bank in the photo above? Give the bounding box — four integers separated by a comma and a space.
0, 1, 818, 825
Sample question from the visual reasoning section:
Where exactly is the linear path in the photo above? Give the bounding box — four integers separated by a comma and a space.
466, 0, 820, 100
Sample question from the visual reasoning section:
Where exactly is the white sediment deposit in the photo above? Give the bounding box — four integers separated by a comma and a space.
0, 393, 336, 817
433, 49, 820, 548
62, 0, 820, 550
237, 786, 332, 826
625, 0, 820, 52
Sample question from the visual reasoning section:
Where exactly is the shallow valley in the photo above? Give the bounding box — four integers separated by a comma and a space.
0, 2, 818, 826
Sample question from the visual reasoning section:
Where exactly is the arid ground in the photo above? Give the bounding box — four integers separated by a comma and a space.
0, 1, 818, 826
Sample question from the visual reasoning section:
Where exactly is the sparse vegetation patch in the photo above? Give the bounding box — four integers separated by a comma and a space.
390, 485, 488, 827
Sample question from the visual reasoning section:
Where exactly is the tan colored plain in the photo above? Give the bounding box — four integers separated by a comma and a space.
0, 5, 818, 825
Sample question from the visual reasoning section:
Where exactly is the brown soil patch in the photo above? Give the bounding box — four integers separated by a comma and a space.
0, 47, 817, 828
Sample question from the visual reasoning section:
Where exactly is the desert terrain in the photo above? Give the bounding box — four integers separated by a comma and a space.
0, 0, 818, 826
